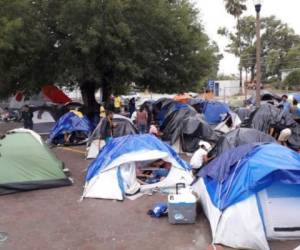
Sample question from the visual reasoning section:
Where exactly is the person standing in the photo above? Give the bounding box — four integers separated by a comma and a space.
21, 105, 33, 130
114, 95, 122, 114
136, 107, 148, 134
144, 105, 152, 132
100, 111, 114, 143
129, 98, 136, 117
99, 103, 106, 119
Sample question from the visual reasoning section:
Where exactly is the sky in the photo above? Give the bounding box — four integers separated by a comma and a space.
193, 0, 300, 75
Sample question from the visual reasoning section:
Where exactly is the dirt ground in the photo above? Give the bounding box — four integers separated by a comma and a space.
0, 122, 300, 250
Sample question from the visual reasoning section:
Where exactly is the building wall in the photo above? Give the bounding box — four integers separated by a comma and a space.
214, 80, 240, 97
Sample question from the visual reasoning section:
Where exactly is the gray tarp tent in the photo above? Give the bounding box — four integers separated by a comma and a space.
210, 128, 276, 157
244, 103, 300, 150
161, 106, 218, 153
86, 114, 137, 159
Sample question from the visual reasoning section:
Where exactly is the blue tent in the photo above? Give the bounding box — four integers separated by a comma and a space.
199, 143, 300, 210
48, 112, 93, 144
83, 134, 192, 200
194, 143, 300, 249
189, 100, 230, 124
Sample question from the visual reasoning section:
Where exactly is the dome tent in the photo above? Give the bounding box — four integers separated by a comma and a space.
193, 143, 300, 250
86, 114, 138, 159
0, 129, 72, 195
83, 134, 193, 200
31, 107, 57, 135
48, 112, 93, 145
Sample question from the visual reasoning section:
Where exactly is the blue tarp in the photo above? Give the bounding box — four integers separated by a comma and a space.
49, 112, 93, 141
189, 100, 230, 124
198, 143, 300, 210
86, 134, 191, 182
202, 101, 230, 124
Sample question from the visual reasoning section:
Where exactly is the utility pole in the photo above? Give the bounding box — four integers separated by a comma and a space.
254, 0, 262, 107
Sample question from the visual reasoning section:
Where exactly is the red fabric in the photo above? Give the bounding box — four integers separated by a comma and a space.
15, 92, 24, 102
42, 85, 71, 104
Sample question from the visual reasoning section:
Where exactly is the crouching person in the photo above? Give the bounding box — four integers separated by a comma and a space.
278, 128, 292, 146
190, 141, 212, 171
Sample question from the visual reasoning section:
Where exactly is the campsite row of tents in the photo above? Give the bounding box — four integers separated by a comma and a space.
2, 127, 300, 250
2, 91, 300, 250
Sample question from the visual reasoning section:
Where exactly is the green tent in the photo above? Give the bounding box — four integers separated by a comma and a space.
0, 129, 72, 195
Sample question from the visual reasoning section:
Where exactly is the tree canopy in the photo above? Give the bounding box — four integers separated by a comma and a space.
284, 70, 300, 89
0, 0, 220, 105
218, 15, 300, 82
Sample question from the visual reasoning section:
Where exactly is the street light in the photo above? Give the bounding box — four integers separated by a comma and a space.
254, 0, 262, 107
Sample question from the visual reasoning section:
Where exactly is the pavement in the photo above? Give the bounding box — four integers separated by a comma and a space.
1, 122, 300, 250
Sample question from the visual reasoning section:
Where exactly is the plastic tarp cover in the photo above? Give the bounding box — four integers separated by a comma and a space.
235, 107, 252, 123
199, 143, 300, 211
155, 100, 178, 126
161, 107, 218, 153
289, 125, 300, 150
89, 114, 137, 142
181, 114, 219, 153
247, 103, 296, 133
200, 101, 230, 125
211, 128, 276, 157
49, 112, 92, 142
42, 85, 71, 104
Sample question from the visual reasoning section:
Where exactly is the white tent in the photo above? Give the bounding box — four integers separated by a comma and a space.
32, 110, 56, 135
193, 144, 300, 250
83, 134, 193, 200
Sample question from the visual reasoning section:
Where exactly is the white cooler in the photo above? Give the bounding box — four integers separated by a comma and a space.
168, 183, 197, 224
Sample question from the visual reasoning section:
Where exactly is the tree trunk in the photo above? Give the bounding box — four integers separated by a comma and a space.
101, 78, 112, 103
250, 66, 255, 82
80, 80, 99, 114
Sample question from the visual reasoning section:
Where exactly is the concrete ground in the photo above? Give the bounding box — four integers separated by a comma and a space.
0, 122, 300, 250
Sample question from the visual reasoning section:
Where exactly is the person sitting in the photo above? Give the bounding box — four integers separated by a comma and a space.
149, 121, 163, 137
190, 141, 212, 170
137, 159, 171, 184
